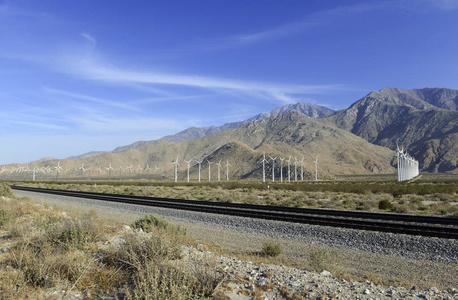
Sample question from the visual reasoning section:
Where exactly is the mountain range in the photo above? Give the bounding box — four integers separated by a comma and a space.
6, 87, 458, 179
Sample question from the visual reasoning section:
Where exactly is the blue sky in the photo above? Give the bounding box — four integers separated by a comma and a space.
1, 0, 457, 164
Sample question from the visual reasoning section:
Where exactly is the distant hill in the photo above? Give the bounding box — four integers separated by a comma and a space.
326, 87, 457, 172
106, 102, 335, 150
16, 111, 393, 181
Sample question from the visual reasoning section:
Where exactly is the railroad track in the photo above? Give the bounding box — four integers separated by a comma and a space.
11, 185, 458, 239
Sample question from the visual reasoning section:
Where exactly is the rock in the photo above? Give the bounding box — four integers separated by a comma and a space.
320, 270, 332, 277
257, 279, 268, 286
364, 289, 371, 294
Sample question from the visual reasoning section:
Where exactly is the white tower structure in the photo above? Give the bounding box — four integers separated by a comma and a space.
216, 159, 222, 181
300, 157, 304, 181
184, 159, 192, 182
195, 159, 203, 182
279, 157, 284, 182
269, 156, 277, 182
315, 156, 318, 181
287, 156, 292, 182
260, 153, 268, 183
172, 157, 180, 182
225, 160, 231, 181
207, 159, 214, 181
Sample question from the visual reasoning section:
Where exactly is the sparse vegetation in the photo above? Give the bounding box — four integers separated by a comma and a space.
261, 241, 282, 257
0, 193, 222, 299
11, 174, 458, 216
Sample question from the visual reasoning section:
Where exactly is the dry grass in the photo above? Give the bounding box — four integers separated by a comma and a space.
16, 178, 458, 216
0, 184, 223, 299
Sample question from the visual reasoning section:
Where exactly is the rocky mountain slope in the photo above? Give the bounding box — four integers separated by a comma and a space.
112, 102, 335, 150
15, 111, 394, 180
327, 88, 457, 172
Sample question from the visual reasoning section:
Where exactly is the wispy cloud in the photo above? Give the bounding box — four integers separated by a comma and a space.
43, 87, 140, 112
199, 3, 384, 50
66, 58, 342, 105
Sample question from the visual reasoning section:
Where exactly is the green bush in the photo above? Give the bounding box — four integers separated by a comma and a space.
261, 241, 282, 257
378, 199, 393, 210
0, 184, 14, 198
132, 214, 186, 236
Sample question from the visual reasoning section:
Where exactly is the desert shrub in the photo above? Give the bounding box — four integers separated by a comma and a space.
0, 183, 14, 198
0, 209, 13, 226
261, 241, 282, 257
46, 215, 101, 249
378, 199, 393, 210
308, 248, 340, 271
132, 214, 186, 236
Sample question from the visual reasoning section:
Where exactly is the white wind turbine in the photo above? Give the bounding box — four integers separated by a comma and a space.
145, 164, 152, 172
216, 159, 222, 181
206, 159, 214, 182
106, 163, 114, 177
225, 160, 231, 181
54, 162, 63, 180
287, 156, 292, 182
172, 156, 180, 182
184, 159, 192, 182
269, 156, 277, 182
96, 166, 102, 176
300, 157, 304, 181
195, 159, 203, 182
293, 157, 298, 182
315, 156, 319, 181
279, 157, 284, 182
127, 165, 133, 173
136, 164, 143, 172
154, 165, 160, 172
79, 164, 87, 177
260, 153, 268, 183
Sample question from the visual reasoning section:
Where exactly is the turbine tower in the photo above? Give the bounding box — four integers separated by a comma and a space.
106, 163, 114, 178
279, 157, 284, 182
195, 159, 203, 182
184, 159, 192, 182
269, 156, 277, 182
300, 157, 304, 181
315, 156, 319, 181
172, 156, 180, 182
293, 157, 298, 182
54, 162, 62, 181
216, 159, 222, 181
206, 159, 214, 182
225, 160, 231, 181
287, 156, 292, 182
260, 153, 268, 183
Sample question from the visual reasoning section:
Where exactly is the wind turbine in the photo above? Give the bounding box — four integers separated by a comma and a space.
127, 165, 133, 173
154, 165, 160, 172
54, 162, 63, 181
279, 157, 284, 182
95, 166, 102, 177
172, 156, 180, 182
293, 157, 298, 182
216, 159, 222, 181
136, 164, 143, 172
269, 156, 277, 182
145, 164, 152, 172
300, 157, 304, 181
206, 159, 214, 182
225, 160, 231, 181
287, 156, 292, 182
184, 159, 192, 182
315, 156, 319, 181
106, 163, 114, 177
195, 159, 203, 182
260, 153, 268, 183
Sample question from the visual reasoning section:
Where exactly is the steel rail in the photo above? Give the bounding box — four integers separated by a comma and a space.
11, 186, 458, 239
